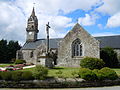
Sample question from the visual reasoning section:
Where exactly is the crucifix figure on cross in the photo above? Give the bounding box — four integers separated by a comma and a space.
46, 22, 51, 54
76, 18, 79, 23
46, 22, 51, 35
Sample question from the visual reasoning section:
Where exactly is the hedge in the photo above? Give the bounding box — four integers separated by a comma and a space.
80, 57, 105, 70
78, 68, 97, 81
78, 67, 118, 81
32, 65, 48, 80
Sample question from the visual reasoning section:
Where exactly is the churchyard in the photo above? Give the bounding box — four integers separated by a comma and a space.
0, 63, 120, 78
0, 57, 120, 88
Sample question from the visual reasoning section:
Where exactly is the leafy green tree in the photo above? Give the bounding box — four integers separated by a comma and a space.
100, 47, 119, 68
0, 39, 8, 62
0, 39, 21, 63
7, 40, 21, 61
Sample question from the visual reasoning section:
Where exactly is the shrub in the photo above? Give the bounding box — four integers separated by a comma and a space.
1, 71, 12, 80
92, 69, 99, 75
56, 70, 63, 78
80, 57, 105, 70
0, 72, 1, 80
11, 71, 23, 81
71, 71, 79, 78
100, 47, 119, 68
96, 67, 118, 80
78, 68, 97, 81
21, 71, 34, 80
33, 65, 48, 80
14, 59, 26, 64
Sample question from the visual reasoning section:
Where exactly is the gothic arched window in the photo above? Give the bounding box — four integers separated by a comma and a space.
72, 38, 82, 57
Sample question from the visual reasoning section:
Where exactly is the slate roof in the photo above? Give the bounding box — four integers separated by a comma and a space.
22, 38, 62, 50
95, 35, 120, 49
22, 35, 120, 50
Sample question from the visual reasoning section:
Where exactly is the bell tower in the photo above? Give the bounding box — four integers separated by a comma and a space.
26, 7, 39, 42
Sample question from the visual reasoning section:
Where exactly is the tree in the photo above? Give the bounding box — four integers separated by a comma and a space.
0, 39, 8, 62
0, 39, 21, 63
100, 47, 119, 68
7, 41, 21, 62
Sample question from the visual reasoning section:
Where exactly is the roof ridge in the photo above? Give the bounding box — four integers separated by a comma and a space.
95, 35, 120, 38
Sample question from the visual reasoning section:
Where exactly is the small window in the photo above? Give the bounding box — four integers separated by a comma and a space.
30, 51, 33, 58
32, 25, 34, 28
72, 38, 82, 57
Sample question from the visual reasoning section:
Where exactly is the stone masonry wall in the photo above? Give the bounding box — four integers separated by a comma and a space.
57, 24, 100, 67
21, 50, 37, 64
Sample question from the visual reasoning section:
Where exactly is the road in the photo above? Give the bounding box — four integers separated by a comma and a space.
0, 86, 120, 90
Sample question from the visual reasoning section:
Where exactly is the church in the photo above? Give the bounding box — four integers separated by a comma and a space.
17, 8, 120, 67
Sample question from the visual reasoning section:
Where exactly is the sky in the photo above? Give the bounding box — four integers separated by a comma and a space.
0, 0, 120, 45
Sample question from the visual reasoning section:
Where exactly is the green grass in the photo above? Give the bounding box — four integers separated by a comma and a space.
0, 63, 15, 67
20, 67, 80, 78
20, 67, 35, 72
112, 68, 120, 76
48, 67, 80, 78
22, 67, 120, 78
1, 63, 120, 78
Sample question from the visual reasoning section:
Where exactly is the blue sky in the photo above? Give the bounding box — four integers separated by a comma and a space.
0, 0, 120, 45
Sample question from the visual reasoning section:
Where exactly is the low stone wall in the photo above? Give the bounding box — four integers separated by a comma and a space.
0, 78, 120, 88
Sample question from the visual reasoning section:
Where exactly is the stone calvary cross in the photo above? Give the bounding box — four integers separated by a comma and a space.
46, 22, 51, 54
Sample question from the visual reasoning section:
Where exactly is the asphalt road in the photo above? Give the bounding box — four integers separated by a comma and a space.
0, 86, 120, 90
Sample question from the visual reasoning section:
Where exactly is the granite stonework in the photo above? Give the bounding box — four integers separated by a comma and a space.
17, 7, 120, 67
57, 23, 100, 67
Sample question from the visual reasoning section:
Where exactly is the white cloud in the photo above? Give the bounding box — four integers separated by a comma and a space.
37, 14, 72, 39
106, 12, 120, 28
78, 13, 99, 26
0, 2, 26, 43
1, 0, 117, 45
0, 0, 75, 44
97, 24, 103, 29
57, 0, 100, 13
95, 0, 120, 28
0, 0, 100, 43
14, 0, 100, 15
96, 0, 120, 15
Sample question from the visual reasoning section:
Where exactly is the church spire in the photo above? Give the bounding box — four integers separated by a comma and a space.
26, 7, 39, 42
31, 7, 35, 17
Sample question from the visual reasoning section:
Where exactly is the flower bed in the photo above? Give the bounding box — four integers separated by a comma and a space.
0, 63, 34, 71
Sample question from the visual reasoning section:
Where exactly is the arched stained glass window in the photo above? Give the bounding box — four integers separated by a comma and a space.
72, 38, 82, 57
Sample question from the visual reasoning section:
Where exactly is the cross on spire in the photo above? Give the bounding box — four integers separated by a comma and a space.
33, 3, 35, 6
76, 18, 79, 23
31, 3, 36, 17
31, 7, 35, 17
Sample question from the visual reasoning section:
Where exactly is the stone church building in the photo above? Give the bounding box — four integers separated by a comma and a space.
17, 8, 120, 67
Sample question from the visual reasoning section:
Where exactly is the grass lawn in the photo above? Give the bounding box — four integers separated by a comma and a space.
0, 63, 15, 67
1, 63, 120, 78
48, 67, 80, 78
112, 68, 120, 76
21, 67, 80, 78
22, 67, 120, 78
